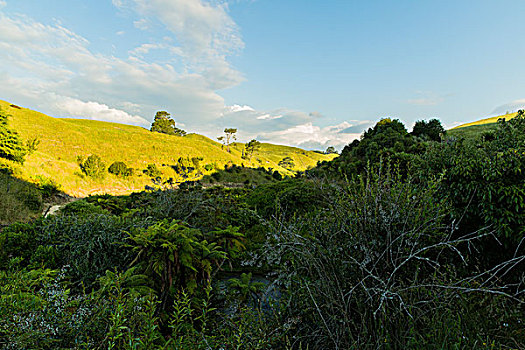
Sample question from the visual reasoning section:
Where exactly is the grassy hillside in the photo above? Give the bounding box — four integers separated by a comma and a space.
451, 111, 519, 129
448, 111, 519, 139
0, 100, 336, 196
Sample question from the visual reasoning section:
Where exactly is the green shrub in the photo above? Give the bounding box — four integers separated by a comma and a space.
247, 178, 323, 218
79, 154, 106, 178
108, 161, 133, 177
267, 170, 523, 348
415, 112, 525, 267
0, 221, 41, 269
32, 175, 61, 199
144, 163, 162, 178
38, 214, 145, 287
0, 267, 98, 349
59, 200, 107, 216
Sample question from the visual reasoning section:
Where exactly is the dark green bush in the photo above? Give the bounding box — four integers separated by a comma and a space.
415, 112, 525, 265
266, 170, 523, 348
108, 161, 133, 177
0, 221, 41, 269
79, 154, 106, 178
144, 163, 162, 178
38, 214, 147, 287
247, 178, 324, 219
59, 200, 108, 216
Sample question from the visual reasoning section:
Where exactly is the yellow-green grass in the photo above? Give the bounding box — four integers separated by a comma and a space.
448, 111, 519, 140
1, 100, 337, 196
450, 111, 519, 129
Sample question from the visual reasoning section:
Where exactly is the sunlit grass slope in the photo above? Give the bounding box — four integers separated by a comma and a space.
448, 111, 519, 139
1, 100, 336, 196
451, 111, 519, 129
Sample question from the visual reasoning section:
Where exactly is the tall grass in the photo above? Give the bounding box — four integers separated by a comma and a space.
0, 172, 42, 225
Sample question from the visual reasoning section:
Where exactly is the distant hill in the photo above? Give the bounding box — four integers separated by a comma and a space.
0, 100, 336, 196
448, 111, 520, 139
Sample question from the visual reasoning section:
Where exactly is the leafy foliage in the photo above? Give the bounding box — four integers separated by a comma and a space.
217, 128, 237, 153
0, 109, 27, 164
411, 118, 446, 141
325, 146, 337, 154
150, 111, 186, 136
415, 111, 525, 267
145, 163, 162, 178
266, 171, 523, 348
1, 112, 524, 349
108, 161, 134, 177
78, 154, 106, 178
244, 139, 261, 160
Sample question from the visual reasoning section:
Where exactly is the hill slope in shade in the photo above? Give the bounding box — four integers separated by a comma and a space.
1, 100, 336, 196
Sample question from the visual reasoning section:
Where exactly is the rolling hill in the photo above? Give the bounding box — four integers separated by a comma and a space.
447, 111, 520, 139
0, 100, 336, 197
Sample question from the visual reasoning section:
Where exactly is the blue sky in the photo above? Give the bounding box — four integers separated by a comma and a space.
0, 0, 524, 149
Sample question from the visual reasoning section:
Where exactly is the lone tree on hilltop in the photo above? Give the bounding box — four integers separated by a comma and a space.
325, 146, 337, 154
218, 128, 237, 153
243, 139, 261, 160
150, 111, 186, 136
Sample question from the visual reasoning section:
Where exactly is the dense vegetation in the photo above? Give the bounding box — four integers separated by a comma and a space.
1, 111, 524, 349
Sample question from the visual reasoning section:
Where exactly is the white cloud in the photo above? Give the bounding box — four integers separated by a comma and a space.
491, 98, 525, 116
126, 0, 245, 88
112, 0, 124, 8
129, 42, 170, 57
258, 122, 361, 151
256, 114, 282, 120
133, 18, 149, 30
212, 106, 363, 150
55, 97, 150, 125
0, 9, 236, 127
226, 104, 254, 113
0, 3, 362, 151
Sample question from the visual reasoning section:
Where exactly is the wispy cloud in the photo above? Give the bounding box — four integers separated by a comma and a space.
0, 4, 241, 127
406, 91, 445, 106
0, 2, 358, 150
212, 106, 362, 150
133, 18, 149, 30
490, 98, 525, 115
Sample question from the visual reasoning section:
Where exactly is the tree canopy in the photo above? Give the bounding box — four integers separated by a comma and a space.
150, 111, 186, 136
411, 118, 445, 141
244, 139, 261, 160
218, 128, 237, 153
